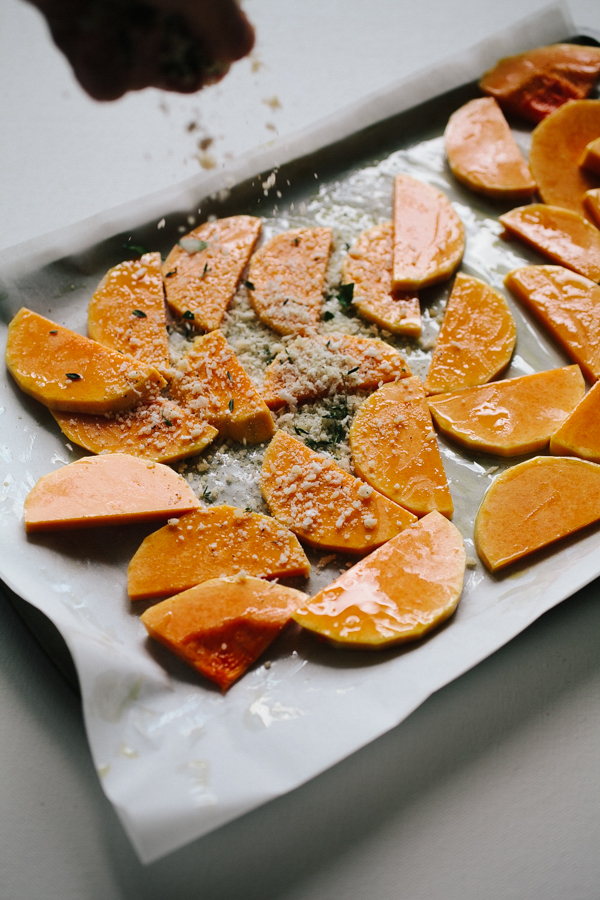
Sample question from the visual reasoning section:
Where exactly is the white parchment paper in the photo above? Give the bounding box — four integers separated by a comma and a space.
1, 4, 595, 864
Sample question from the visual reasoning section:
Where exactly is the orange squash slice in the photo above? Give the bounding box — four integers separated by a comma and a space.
423, 273, 516, 395
128, 505, 310, 601
162, 216, 262, 330
579, 136, 600, 176
87, 252, 169, 372
5, 308, 166, 414
52, 397, 218, 464
479, 44, 600, 123
293, 511, 465, 648
550, 380, 600, 463
141, 575, 307, 691
350, 378, 453, 518
529, 100, 600, 218
261, 431, 416, 554
247, 228, 332, 335
474, 456, 600, 572
392, 175, 464, 291
445, 98, 536, 200
505, 265, 600, 383
261, 333, 411, 409
500, 204, 600, 282
342, 222, 421, 335
428, 365, 584, 456
23, 453, 200, 532
171, 330, 274, 444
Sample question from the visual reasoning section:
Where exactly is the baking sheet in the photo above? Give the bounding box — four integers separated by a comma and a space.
1, 4, 597, 864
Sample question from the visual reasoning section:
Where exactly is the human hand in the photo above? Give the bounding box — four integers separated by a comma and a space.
27, 0, 254, 100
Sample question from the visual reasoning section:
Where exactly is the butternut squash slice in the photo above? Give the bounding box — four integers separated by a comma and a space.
445, 98, 536, 201
5, 308, 166, 414
550, 380, 600, 463
247, 228, 333, 335
52, 397, 218, 464
23, 453, 200, 532
262, 332, 411, 410
583, 188, 600, 228
505, 265, 600, 383
479, 43, 600, 123
341, 222, 421, 335
141, 575, 307, 691
261, 431, 416, 554
128, 505, 310, 601
171, 330, 274, 444
579, 137, 600, 176
392, 175, 465, 291
428, 365, 584, 456
293, 511, 465, 648
87, 252, 169, 372
529, 100, 600, 218
500, 204, 600, 282
350, 378, 453, 518
423, 273, 516, 395
474, 456, 600, 572
162, 216, 262, 330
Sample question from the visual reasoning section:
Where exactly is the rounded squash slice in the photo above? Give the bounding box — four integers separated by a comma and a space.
5, 308, 166, 414
171, 330, 274, 444
392, 175, 464, 291
87, 252, 169, 372
475, 456, 600, 572
247, 228, 333, 335
293, 511, 466, 648
52, 397, 218, 464
445, 98, 536, 201
23, 453, 200, 532
162, 216, 262, 331
428, 366, 584, 456
128, 505, 310, 601
141, 576, 307, 691
261, 431, 416, 554
529, 100, 600, 218
550, 380, 600, 463
479, 43, 600, 123
261, 332, 411, 409
505, 265, 600, 383
342, 222, 421, 335
500, 204, 600, 282
423, 273, 516, 395
350, 378, 453, 518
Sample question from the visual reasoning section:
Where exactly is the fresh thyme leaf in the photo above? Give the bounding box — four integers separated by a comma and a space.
244, 507, 253, 513
322, 310, 335, 321
228, 398, 234, 412
292, 237, 300, 246
294, 426, 309, 435
179, 238, 208, 253
49, 330, 58, 334
122, 243, 147, 255
182, 310, 195, 320
66, 373, 81, 380
165, 269, 178, 278
245, 280, 255, 290
200, 262, 209, 278
202, 486, 213, 502
347, 365, 360, 375
226, 371, 232, 381
336, 282, 354, 310
132, 309, 147, 318
282, 298, 289, 306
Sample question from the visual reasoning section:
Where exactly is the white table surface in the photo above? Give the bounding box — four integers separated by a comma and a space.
2, 0, 600, 896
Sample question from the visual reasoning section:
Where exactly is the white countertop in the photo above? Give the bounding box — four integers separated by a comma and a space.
2, 0, 600, 896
